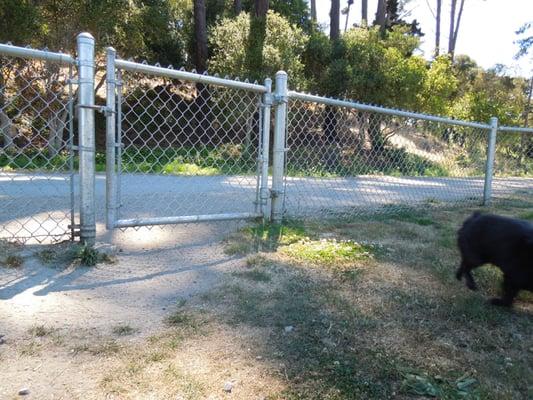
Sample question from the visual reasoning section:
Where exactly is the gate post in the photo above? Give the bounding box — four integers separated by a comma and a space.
483, 116, 498, 206
259, 77, 272, 217
77, 32, 96, 245
271, 71, 288, 223
105, 47, 118, 229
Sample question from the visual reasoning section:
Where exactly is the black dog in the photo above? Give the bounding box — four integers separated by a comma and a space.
456, 212, 533, 306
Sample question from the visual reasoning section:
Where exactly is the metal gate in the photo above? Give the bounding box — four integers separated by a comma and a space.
0, 44, 77, 244
104, 49, 273, 229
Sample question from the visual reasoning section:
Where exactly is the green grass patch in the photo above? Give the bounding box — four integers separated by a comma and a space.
281, 238, 376, 265
1, 254, 23, 268
232, 268, 271, 282
112, 324, 136, 336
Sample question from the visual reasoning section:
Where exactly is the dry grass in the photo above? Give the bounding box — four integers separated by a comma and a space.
4, 194, 532, 399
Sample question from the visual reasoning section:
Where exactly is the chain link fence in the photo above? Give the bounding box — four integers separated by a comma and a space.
492, 126, 533, 199
0, 46, 76, 243
1, 34, 532, 244
283, 92, 532, 219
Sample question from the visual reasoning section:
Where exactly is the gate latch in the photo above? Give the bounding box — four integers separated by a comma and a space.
77, 104, 114, 117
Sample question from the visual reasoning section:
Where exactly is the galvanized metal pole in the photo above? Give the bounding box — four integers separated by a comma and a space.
260, 78, 272, 218
483, 117, 498, 206
271, 71, 288, 223
105, 47, 117, 229
77, 32, 96, 245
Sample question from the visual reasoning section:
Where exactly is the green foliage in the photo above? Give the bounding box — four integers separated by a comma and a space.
209, 11, 307, 84
323, 26, 426, 108
0, 0, 41, 44
420, 56, 458, 115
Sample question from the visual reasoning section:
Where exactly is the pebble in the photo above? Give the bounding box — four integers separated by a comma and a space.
0, 335, 5, 345
284, 325, 294, 333
18, 388, 30, 396
223, 382, 233, 393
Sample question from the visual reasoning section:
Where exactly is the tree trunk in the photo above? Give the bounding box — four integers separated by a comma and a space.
0, 110, 17, 150
344, 1, 353, 32
233, 0, 242, 15
310, 0, 317, 22
435, 0, 442, 57
451, 0, 465, 58
375, 0, 387, 36
520, 76, 533, 168
448, 0, 457, 57
361, 0, 368, 27
193, 0, 208, 74
246, 0, 269, 81
330, 0, 340, 41
47, 109, 69, 157
193, 0, 210, 143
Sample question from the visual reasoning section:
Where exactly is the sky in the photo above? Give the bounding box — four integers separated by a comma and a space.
316, 0, 533, 76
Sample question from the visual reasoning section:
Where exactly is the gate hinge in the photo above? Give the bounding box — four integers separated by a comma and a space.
68, 224, 81, 237
263, 93, 274, 107
270, 189, 284, 198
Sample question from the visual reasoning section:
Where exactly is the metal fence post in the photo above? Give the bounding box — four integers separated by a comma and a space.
260, 78, 272, 217
483, 116, 498, 206
271, 71, 288, 223
77, 32, 96, 245
105, 47, 118, 229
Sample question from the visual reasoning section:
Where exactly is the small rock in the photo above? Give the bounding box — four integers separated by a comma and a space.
529, 347, 533, 353
93, 242, 117, 258
223, 382, 234, 393
18, 388, 30, 396
256, 355, 263, 360
0, 335, 5, 345
284, 326, 294, 333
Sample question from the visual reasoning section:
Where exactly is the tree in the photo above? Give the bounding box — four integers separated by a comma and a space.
374, 0, 387, 36
448, 0, 465, 59
193, 0, 208, 73
515, 22, 533, 59
310, 0, 317, 22
361, 0, 368, 27
234, 0, 242, 14
209, 11, 307, 82
245, 0, 269, 80
330, 0, 340, 41
343, 0, 354, 32
435, 0, 442, 56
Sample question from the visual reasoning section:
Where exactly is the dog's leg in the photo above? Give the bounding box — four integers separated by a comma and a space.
490, 277, 518, 307
456, 260, 477, 290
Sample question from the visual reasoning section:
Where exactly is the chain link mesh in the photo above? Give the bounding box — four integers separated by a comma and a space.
0, 53, 75, 243
493, 128, 533, 199
283, 97, 499, 218
115, 67, 264, 224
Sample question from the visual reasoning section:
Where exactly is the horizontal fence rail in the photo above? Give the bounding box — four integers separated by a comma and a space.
115, 59, 268, 94
0, 43, 75, 65
288, 91, 492, 130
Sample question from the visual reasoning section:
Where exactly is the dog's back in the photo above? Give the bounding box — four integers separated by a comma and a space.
458, 213, 533, 272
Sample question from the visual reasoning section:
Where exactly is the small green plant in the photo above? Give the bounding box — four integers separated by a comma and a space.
37, 249, 56, 264
233, 268, 272, 282
78, 245, 99, 266
112, 324, 136, 336
28, 325, 53, 337
2, 254, 23, 268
